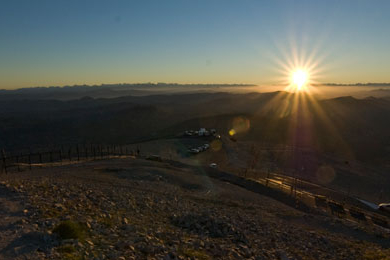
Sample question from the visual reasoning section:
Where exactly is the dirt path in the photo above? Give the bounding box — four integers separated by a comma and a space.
0, 183, 49, 260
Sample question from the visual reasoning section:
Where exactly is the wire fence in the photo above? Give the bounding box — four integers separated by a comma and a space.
0, 143, 140, 174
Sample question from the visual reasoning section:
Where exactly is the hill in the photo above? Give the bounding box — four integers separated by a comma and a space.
1, 91, 390, 162
0, 157, 389, 259
2, 90, 390, 205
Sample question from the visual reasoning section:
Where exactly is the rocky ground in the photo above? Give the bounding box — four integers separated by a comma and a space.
0, 157, 390, 259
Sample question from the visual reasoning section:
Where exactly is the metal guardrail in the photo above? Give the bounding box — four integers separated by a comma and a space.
255, 176, 389, 230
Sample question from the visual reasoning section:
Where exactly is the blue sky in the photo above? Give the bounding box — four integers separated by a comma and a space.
1, 0, 389, 88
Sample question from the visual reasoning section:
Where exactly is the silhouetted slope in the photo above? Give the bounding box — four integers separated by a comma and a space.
1, 91, 390, 165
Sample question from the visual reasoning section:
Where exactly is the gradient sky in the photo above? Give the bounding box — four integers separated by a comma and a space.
1, 0, 390, 89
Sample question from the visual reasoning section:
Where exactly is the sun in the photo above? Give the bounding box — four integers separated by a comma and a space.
270, 42, 325, 94
291, 69, 308, 91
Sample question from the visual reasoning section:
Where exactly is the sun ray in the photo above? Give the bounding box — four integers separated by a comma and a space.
257, 39, 359, 178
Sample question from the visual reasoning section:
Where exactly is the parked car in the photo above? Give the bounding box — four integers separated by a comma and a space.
189, 148, 200, 154
209, 163, 217, 168
378, 203, 390, 212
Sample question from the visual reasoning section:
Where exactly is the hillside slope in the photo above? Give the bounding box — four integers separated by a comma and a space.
0, 157, 389, 259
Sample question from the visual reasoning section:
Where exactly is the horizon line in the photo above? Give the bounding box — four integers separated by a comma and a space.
2, 82, 390, 91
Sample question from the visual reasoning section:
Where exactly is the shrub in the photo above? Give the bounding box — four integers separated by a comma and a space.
57, 244, 76, 253
53, 221, 85, 240
179, 247, 211, 260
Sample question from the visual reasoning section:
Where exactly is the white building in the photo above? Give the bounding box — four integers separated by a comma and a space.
198, 128, 207, 136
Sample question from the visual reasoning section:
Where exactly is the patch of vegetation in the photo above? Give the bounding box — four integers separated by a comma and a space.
98, 216, 115, 228
363, 249, 390, 260
57, 244, 76, 253
53, 220, 85, 240
62, 254, 83, 260
41, 207, 61, 218
56, 244, 83, 260
179, 247, 211, 260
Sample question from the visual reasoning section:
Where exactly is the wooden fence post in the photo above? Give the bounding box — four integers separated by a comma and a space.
2, 150, 7, 174
28, 153, 32, 170
59, 149, 62, 164
16, 155, 20, 172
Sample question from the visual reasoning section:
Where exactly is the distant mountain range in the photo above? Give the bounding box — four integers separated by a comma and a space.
321, 83, 390, 87
0, 83, 256, 101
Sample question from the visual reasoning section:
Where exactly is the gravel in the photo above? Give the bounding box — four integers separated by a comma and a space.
0, 157, 389, 259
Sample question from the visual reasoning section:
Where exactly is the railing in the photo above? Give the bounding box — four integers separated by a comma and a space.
255, 176, 390, 229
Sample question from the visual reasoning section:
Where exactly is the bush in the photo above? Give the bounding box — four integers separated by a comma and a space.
57, 244, 76, 253
179, 247, 211, 260
53, 221, 85, 240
